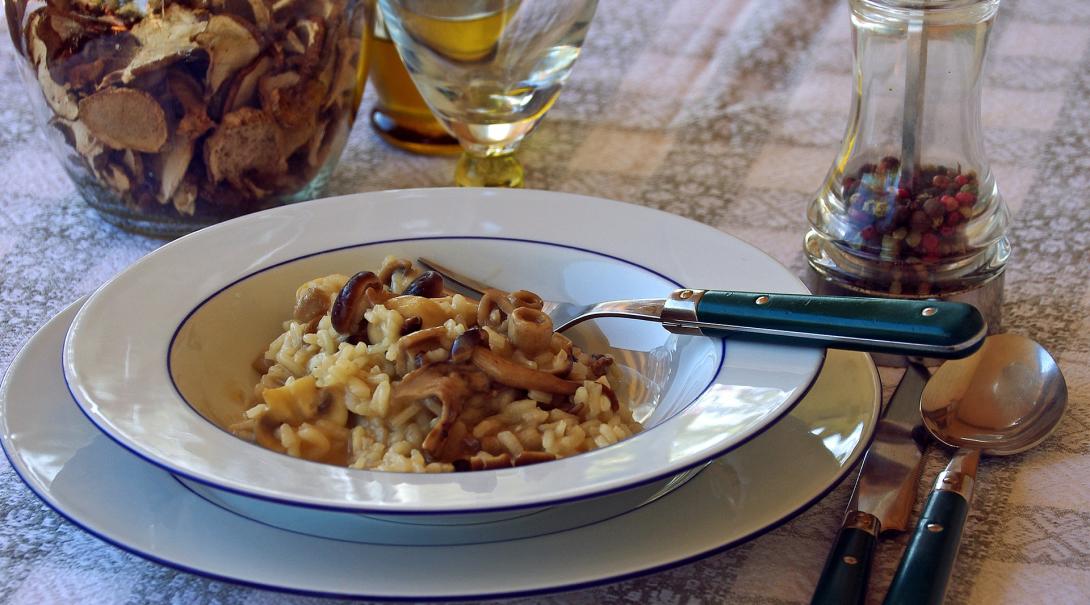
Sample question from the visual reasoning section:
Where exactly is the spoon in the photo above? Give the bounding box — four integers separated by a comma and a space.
882, 333, 1067, 605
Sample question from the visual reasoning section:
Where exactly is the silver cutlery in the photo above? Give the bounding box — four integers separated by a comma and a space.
810, 360, 930, 605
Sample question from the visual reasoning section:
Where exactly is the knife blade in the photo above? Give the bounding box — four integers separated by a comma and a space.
810, 360, 930, 605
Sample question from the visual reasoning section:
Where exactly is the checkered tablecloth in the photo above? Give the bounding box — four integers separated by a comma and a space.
2, 1, 1088, 603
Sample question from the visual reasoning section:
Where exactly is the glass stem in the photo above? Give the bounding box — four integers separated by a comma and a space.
455, 152, 525, 188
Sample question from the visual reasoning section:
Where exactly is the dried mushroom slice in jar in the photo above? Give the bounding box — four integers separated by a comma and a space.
16, 0, 366, 230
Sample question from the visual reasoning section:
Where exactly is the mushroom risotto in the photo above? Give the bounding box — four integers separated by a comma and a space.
231, 257, 643, 472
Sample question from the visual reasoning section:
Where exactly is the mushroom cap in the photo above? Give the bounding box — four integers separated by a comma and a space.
330, 271, 383, 336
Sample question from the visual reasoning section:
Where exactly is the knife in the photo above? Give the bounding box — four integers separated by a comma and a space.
810, 360, 930, 605
418, 258, 987, 359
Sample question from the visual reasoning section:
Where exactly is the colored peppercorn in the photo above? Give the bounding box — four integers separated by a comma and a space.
836, 159, 981, 264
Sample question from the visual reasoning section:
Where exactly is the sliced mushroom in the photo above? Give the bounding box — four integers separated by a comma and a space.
210, 0, 272, 31
391, 365, 480, 456
330, 270, 383, 336
204, 107, 286, 186
600, 383, 620, 412
455, 452, 512, 471
195, 14, 263, 94
293, 274, 349, 325
287, 19, 325, 69
393, 325, 448, 373
51, 117, 104, 163
101, 4, 208, 86
57, 25, 141, 92
588, 354, 614, 378
377, 257, 413, 288
154, 135, 194, 203
260, 74, 325, 157
514, 451, 557, 466
259, 70, 301, 96
397, 325, 447, 350
248, 0, 273, 30
282, 30, 306, 56
152, 74, 212, 204
28, 25, 79, 120
471, 348, 581, 395
326, 37, 359, 110
294, 287, 330, 325
169, 72, 215, 139
78, 88, 169, 153
172, 178, 198, 216
100, 162, 133, 194
223, 55, 273, 113
383, 295, 447, 330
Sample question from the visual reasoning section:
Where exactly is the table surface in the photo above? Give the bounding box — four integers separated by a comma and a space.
2, 0, 1088, 603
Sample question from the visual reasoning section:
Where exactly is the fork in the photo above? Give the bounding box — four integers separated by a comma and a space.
417, 258, 987, 359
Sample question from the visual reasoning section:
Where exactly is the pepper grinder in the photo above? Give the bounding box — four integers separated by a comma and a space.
805, 0, 1008, 335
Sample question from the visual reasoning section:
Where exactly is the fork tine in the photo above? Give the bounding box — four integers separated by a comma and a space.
416, 257, 491, 298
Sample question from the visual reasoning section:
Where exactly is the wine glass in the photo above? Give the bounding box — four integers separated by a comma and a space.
378, 0, 599, 187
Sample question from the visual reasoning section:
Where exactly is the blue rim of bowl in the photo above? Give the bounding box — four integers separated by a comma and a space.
0, 307, 871, 602
64, 234, 825, 515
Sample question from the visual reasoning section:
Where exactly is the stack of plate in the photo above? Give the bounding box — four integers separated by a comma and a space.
0, 189, 880, 600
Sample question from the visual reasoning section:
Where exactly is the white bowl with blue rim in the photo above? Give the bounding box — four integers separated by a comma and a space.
62, 188, 824, 537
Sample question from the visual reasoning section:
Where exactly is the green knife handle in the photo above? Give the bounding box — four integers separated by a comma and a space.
882, 490, 970, 605
810, 518, 877, 605
693, 291, 985, 359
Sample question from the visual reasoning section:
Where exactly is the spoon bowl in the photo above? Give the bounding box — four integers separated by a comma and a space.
921, 333, 1067, 456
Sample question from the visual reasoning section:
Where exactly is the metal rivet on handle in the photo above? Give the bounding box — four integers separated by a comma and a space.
678, 290, 693, 299
842, 555, 859, 566
755, 295, 770, 305
922, 306, 938, 317
926, 523, 944, 533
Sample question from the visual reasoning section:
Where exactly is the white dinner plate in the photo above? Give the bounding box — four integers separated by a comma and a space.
2, 300, 880, 600
63, 188, 826, 514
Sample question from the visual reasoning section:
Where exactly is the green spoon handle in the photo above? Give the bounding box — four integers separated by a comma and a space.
883, 450, 978, 605
810, 515, 878, 605
685, 291, 985, 359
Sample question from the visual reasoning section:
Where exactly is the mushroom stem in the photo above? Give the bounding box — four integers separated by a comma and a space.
507, 306, 553, 356
470, 347, 580, 395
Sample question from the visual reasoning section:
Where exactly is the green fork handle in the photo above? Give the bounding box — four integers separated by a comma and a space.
681, 291, 985, 359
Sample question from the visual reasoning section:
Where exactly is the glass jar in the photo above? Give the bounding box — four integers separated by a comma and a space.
805, 0, 1009, 300
6, 0, 371, 237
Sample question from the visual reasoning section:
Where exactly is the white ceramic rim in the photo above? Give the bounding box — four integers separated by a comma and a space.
62, 188, 825, 514
5, 300, 879, 600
